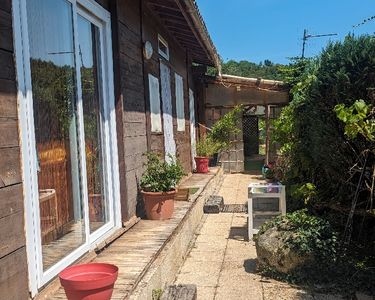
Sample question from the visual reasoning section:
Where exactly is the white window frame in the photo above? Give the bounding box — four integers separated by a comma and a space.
158, 34, 170, 61
12, 0, 121, 296
175, 73, 185, 131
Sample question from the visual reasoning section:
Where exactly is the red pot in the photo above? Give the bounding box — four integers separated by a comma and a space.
142, 190, 176, 220
194, 157, 209, 173
59, 263, 118, 300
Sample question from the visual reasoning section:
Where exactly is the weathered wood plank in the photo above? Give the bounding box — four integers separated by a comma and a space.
0, 211, 25, 259
0, 118, 18, 148
0, 183, 23, 219
0, 49, 15, 80
0, 147, 21, 187
0, 79, 17, 118
0, 247, 29, 299
0, 1, 11, 13
0, 9, 13, 52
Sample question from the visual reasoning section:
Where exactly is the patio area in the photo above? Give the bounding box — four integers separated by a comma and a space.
174, 174, 343, 300
46, 168, 223, 300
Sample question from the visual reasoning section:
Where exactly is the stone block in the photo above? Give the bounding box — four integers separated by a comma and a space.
161, 284, 197, 300
203, 195, 224, 214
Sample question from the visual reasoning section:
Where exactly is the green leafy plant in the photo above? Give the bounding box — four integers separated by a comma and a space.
256, 209, 338, 260
140, 153, 185, 192
334, 99, 375, 141
152, 288, 163, 300
209, 105, 243, 151
195, 136, 220, 157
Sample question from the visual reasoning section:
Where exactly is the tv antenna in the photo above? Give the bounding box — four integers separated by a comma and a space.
301, 29, 337, 58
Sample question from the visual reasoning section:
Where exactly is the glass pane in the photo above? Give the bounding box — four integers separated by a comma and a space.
77, 15, 108, 233
26, 0, 86, 270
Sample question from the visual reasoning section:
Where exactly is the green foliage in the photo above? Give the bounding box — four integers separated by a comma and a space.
334, 99, 375, 141
290, 183, 317, 205
196, 136, 220, 157
216, 59, 284, 80
152, 288, 163, 300
206, 59, 284, 80
140, 153, 185, 192
209, 105, 243, 151
272, 36, 375, 231
256, 209, 338, 260
31, 59, 75, 139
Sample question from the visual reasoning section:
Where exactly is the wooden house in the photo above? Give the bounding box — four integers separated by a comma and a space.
0, 0, 219, 297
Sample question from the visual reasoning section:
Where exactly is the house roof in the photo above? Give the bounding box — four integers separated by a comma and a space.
147, 0, 220, 70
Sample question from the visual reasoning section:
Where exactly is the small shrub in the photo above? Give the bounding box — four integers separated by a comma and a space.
140, 153, 185, 192
256, 209, 338, 260
196, 136, 220, 157
209, 105, 243, 151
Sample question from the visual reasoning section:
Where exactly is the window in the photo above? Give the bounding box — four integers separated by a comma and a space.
175, 73, 185, 131
148, 74, 162, 132
158, 34, 169, 60
13, 0, 120, 294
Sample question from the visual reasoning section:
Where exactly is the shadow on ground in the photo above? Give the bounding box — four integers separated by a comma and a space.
228, 224, 248, 241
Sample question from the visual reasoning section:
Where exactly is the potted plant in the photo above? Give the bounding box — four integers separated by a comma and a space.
140, 153, 185, 220
59, 263, 118, 300
262, 163, 276, 183
195, 137, 220, 173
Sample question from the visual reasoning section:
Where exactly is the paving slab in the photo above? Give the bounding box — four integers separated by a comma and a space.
173, 174, 343, 300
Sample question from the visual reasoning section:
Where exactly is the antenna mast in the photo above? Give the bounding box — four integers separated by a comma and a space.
301, 29, 337, 58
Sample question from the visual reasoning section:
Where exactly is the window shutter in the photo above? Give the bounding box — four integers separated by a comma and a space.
175, 73, 185, 131
148, 74, 162, 132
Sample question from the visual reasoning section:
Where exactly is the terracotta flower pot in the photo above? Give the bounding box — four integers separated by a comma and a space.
194, 156, 209, 173
59, 263, 118, 300
141, 189, 176, 220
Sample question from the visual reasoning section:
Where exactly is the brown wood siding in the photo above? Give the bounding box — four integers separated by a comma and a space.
112, 0, 196, 220
115, 0, 148, 219
142, 4, 193, 173
0, 1, 29, 298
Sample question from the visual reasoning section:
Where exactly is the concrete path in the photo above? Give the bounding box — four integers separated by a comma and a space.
174, 173, 342, 300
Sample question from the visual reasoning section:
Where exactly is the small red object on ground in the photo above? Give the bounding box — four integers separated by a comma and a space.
194, 157, 209, 173
59, 263, 118, 300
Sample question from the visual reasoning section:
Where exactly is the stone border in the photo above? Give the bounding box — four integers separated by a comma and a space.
129, 168, 224, 299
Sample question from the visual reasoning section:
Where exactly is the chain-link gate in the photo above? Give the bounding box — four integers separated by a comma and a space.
243, 115, 259, 157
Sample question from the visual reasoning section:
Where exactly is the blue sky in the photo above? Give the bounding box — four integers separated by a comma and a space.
196, 0, 375, 64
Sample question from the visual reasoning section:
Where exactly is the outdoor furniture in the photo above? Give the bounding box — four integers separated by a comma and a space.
39, 189, 58, 243
248, 183, 286, 239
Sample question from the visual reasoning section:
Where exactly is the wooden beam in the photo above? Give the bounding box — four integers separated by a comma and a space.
147, 0, 179, 11
174, 1, 211, 63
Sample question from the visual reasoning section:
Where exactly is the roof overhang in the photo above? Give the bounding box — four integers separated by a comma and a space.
147, 0, 220, 70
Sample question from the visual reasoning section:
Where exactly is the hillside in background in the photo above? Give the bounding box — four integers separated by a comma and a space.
208, 59, 285, 81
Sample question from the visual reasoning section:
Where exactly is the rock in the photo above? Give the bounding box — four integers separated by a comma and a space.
255, 227, 312, 274
203, 195, 224, 214
161, 284, 197, 300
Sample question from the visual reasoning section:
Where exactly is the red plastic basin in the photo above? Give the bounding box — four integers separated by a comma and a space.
59, 263, 118, 300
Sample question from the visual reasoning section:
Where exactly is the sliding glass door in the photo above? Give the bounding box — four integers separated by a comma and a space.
14, 0, 120, 293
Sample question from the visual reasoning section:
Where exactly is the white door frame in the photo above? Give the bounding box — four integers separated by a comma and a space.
12, 0, 121, 296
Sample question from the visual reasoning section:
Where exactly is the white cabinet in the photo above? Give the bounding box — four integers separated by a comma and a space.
248, 183, 286, 239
